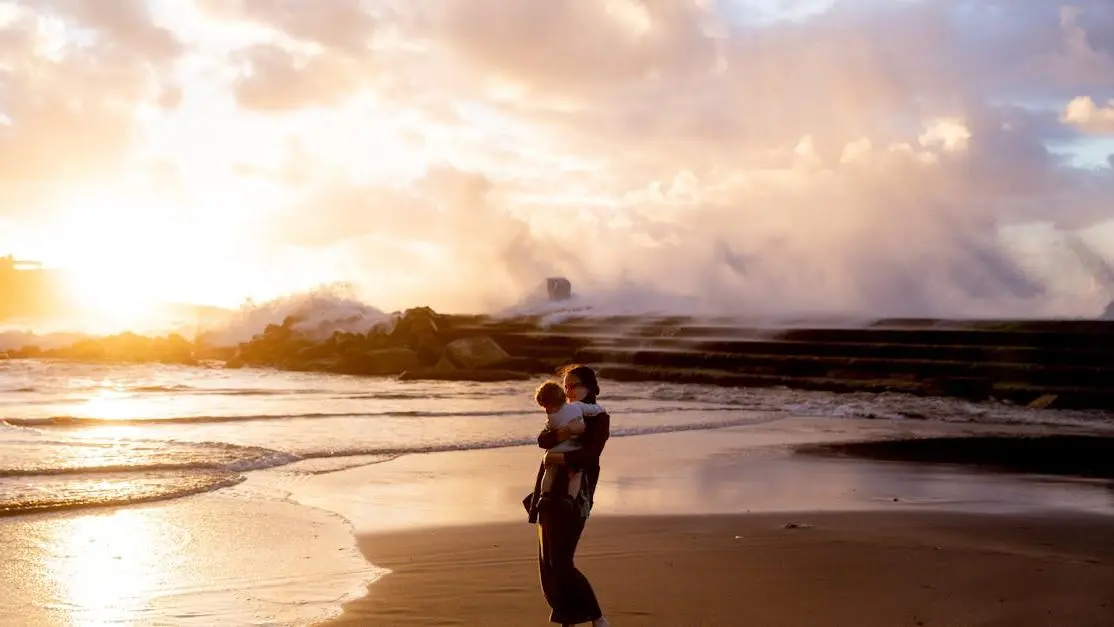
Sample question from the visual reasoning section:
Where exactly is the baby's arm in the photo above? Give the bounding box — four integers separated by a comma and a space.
571, 401, 605, 417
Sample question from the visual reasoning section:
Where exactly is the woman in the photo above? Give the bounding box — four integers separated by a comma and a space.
523, 364, 611, 627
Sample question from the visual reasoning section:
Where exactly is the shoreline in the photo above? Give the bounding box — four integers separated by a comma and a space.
279, 421, 1114, 537
5, 410, 1114, 624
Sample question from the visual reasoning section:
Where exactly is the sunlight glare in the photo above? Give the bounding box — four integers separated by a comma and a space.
42, 187, 248, 331
45, 509, 173, 625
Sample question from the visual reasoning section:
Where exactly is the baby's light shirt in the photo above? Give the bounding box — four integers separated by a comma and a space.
545, 401, 605, 430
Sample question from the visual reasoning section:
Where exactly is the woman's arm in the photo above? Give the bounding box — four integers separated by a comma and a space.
560, 412, 609, 470
536, 420, 587, 449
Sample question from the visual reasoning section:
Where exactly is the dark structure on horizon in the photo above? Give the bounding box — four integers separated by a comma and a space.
546, 277, 572, 301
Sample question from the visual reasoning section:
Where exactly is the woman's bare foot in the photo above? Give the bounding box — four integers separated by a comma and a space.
592, 618, 610, 627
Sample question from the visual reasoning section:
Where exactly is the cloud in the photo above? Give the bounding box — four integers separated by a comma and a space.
1062, 96, 1114, 135
232, 44, 363, 111
0, 2, 179, 215
439, 0, 718, 97
397, 0, 1114, 316
197, 0, 382, 55
33, 0, 182, 60
264, 165, 573, 311
3, 0, 1114, 317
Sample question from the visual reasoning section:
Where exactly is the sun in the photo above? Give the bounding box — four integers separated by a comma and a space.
41, 188, 243, 333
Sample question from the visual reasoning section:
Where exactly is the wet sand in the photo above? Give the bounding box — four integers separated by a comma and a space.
331, 511, 1114, 626
0, 489, 379, 626
311, 420, 1114, 626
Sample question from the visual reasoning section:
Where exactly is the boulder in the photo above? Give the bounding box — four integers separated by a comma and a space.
390, 306, 444, 363
490, 355, 554, 374
333, 347, 420, 376
443, 336, 509, 370
1027, 393, 1059, 409
391, 307, 441, 344
398, 368, 532, 382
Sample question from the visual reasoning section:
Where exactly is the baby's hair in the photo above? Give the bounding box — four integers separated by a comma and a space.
534, 380, 566, 408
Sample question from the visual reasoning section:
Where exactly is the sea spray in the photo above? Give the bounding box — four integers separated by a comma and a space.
199, 284, 391, 346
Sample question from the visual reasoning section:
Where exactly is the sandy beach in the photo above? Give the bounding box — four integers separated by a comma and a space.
301, 420, 1114, 626
332, 511, 1114, 626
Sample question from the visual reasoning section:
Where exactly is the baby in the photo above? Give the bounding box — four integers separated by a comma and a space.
533, 380, 605, 501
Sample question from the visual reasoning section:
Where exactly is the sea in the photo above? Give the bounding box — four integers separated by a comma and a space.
2, 338, 1114, 623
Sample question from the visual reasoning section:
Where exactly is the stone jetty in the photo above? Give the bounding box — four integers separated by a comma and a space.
5, 308, 1113, 410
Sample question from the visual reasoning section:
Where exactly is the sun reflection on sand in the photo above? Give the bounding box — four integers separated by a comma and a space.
44, 509, 177, 625
0, 494, 379, 626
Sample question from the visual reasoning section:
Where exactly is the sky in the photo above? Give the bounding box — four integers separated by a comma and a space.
0, 0, 1113, 321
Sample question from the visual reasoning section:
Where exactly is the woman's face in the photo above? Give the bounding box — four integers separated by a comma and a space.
563, 373, 586, 402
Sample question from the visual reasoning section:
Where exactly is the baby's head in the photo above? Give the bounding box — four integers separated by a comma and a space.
534, 380, 567, 413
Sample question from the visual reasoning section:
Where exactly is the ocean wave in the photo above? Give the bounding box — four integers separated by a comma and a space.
0, 437, 301, 477
2, 414, 770, 479
2, 404, 737, 427
127, 384, 299, 396
622, 383, 1114, 431
263, 413, 778, 461
0, 416, 774, 516
3, 380, 493, 399
0, 470, 245, 517
5, 383, 332, 397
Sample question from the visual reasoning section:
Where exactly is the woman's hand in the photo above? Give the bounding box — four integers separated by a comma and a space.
544, 451, 565, 466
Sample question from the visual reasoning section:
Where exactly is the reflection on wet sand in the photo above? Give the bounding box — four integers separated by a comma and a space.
279, 420, 1114, 536
0, 493, 381, 626
44, 509, 175, 624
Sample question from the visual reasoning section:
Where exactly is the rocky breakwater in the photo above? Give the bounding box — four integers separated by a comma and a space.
221, 307, 551, 381
2, 332, 196, 364
6, 308, 1114, 410
0, 308, 552, 382
444, 316, 1114, 411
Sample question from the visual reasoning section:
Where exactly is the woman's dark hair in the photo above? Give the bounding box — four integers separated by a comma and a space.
558, 364, 600, 398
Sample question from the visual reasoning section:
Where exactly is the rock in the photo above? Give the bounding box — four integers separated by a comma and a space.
236, 322, 312, 366
546, 277, 572, 301
390, 307, 444, 364
333, 347, 420, 376
1104, 300, 1114, 319
1027, 393, 1058, 409
490, 356, 554, 374
280, 355, 339, 373
432, 356, 458, 373
391, 307, 440, 344
398, 368, 532, 382
443, 336, 509, 370
13, 345, 41, 358
32, 332, 197, 365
